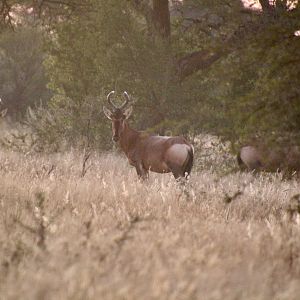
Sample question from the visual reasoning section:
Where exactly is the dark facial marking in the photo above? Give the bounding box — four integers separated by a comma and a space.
111, 109, 126, 142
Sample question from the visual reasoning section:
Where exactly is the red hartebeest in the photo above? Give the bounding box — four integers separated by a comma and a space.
237, 144, 300, 174
103, 91, 194, 180
237, 146, 262, 171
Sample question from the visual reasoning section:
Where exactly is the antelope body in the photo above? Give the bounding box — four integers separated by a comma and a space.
237, 144, 300, 174
103, 91, 194, 180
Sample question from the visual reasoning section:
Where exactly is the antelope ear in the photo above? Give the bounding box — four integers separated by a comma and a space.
124, 106, 133, 120
103, 106, 113, 120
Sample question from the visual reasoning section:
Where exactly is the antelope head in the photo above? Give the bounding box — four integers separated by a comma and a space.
103, 91, 133, 142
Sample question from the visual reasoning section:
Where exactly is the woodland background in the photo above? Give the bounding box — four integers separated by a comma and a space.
0, 0, 300, 152
1, 2, 300, 300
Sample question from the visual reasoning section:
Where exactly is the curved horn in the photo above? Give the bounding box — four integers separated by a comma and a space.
107, 91, 117, 108
120, 91, 130, 109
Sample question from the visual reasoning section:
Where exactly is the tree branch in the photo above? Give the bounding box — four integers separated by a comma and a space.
176, 50, 222, 81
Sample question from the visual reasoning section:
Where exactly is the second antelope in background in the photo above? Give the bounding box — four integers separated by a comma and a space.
237, 146, 262, 171
237, 144, 300, 174
103, 91, 194, 180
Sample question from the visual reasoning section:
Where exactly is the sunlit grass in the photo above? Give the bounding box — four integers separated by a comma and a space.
0, 149, 300, 299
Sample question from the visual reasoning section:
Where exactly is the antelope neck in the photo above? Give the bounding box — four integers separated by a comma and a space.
119, 122, 140, 155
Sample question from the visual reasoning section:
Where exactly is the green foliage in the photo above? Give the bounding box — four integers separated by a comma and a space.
42, 0, 243, 144
0, 27, 51, 117
24, 94, 111, 152
204, 9, 300, 147
41, 0, 178, 150
172, 2, 300, 149
9, 0, 300, 152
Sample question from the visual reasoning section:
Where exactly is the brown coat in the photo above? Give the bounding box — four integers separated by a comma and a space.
237, 144, 300, 174
118, 123, 194, 179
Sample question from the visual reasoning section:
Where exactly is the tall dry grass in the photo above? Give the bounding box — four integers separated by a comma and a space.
0, 149, 300, 300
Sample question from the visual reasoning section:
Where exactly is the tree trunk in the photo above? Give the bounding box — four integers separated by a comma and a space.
152, 0, 170, 38
259, 0, 273, 12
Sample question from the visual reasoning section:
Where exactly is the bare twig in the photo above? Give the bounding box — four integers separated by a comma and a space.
224, 190, 243, 204
81, 148, 91, 178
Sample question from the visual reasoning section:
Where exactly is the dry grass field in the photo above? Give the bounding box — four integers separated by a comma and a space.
0, 149, 300, 300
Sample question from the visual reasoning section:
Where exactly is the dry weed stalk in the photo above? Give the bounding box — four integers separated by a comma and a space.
13, 192, 47, 250
81, 148, 91, 178
13, 191, 69, 251
113, 214, 143, 257
223, 178, 255, 222
285, 194, 300, 272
